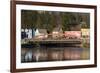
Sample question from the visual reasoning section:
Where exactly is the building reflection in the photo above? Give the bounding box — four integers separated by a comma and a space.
21, 46, 90, 63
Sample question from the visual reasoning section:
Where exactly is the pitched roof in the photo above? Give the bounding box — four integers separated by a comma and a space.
38, 29, 47, 34
53, 27, 63, 32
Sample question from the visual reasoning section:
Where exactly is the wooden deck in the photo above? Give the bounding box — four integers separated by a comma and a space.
27, 39, 82, 44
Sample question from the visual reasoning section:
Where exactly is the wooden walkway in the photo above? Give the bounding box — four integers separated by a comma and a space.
28, 39, 82, 44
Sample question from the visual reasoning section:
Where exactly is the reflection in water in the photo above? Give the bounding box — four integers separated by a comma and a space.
21, 47, 90, 63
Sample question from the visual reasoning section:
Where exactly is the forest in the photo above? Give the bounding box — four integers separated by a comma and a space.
21, 10, 90, 32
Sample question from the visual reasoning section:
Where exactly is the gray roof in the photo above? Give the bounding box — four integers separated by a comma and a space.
53, 27, 63, 32
38, 29, 47, 34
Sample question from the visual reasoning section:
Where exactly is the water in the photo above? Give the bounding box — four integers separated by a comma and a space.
21, 44, 90, 63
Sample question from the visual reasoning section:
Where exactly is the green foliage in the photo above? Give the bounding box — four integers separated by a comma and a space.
61, 12, 79, 31
21, 10, 90, 31
21, 10, 38, 29
61, 13, 70, 31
